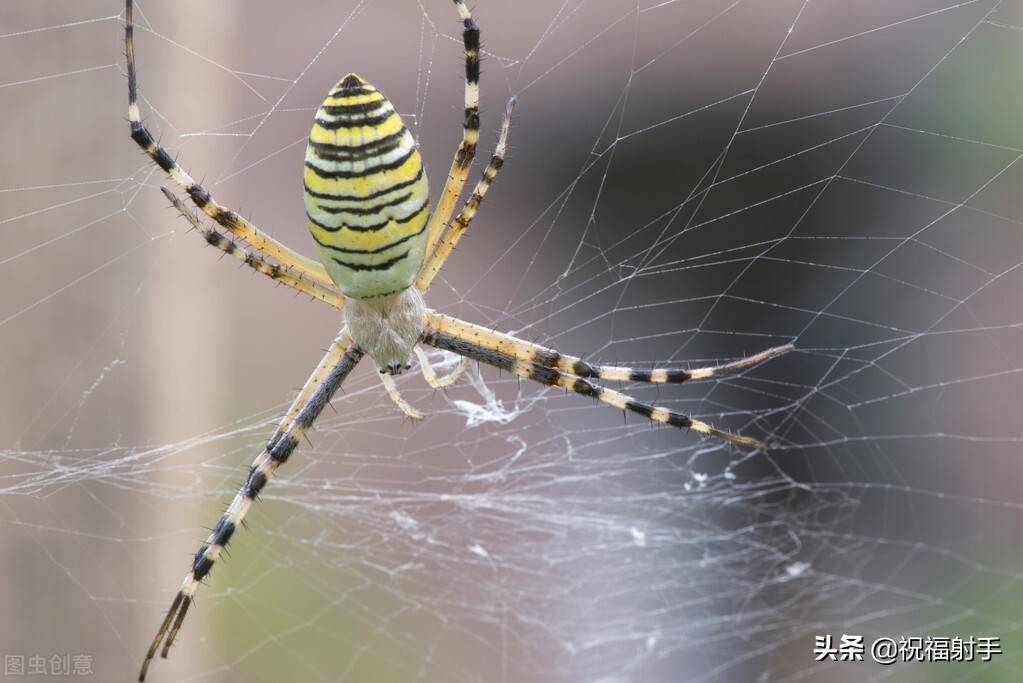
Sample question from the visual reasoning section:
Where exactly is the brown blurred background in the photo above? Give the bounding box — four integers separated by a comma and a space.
2, 1, 1022, 681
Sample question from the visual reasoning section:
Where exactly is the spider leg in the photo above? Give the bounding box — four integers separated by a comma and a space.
419, 0, 482, 263
587, 344, 794, 382
426, 312, 792, 384
125, 0, 333, 288
414, 346, 469, 389
269, 333, 353, 446
138, 338, 364, 681
417, 98, 515, 292
422, 318, 786, 450
162, 188, 346, 310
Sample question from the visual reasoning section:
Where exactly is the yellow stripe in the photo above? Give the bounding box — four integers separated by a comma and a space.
309, 202, 428, 252
303, 150, 422, 197
322, 92, 385, 106
309, 113, 403, 145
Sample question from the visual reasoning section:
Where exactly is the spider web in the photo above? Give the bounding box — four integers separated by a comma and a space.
2, 1, 1022, 681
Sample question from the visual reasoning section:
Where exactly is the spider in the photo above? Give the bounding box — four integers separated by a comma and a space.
127, 0, 792, 679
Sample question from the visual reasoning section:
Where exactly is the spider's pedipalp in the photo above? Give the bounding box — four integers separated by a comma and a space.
414, 346, 469, 389
379, 372, 425, 420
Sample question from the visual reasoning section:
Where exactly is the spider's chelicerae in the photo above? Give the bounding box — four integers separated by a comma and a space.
128, 0, 792, 679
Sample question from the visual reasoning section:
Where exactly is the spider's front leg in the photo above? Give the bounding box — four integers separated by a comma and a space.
423, 313, 793, 449
139, 336, 363, 681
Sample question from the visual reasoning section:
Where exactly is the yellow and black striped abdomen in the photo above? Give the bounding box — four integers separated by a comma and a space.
304, 74, 430, 300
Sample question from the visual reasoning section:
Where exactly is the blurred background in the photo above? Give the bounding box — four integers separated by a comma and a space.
2, 0, 1022, 681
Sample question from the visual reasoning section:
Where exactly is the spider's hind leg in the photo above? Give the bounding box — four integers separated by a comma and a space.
418, 0, 483, 264
417, 98, 516, 292
161, 188, 345, 310
124, 0, 333, 288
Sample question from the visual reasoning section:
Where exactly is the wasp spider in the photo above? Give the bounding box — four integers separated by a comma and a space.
127, 1, 792, 679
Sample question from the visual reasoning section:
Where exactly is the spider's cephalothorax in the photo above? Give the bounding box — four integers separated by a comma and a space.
305, 73, 430, 373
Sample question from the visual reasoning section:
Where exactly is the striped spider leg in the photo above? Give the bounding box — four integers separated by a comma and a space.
159, 188, 345, 309
140, 194, 369, 683
125, 0, 335, 292
416, 97, 515, 292
418, 0, 483, 264
138, 336, 364, 682
422, 313, 793, 450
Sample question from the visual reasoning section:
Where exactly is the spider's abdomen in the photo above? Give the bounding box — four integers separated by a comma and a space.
304, 74, 430, 300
